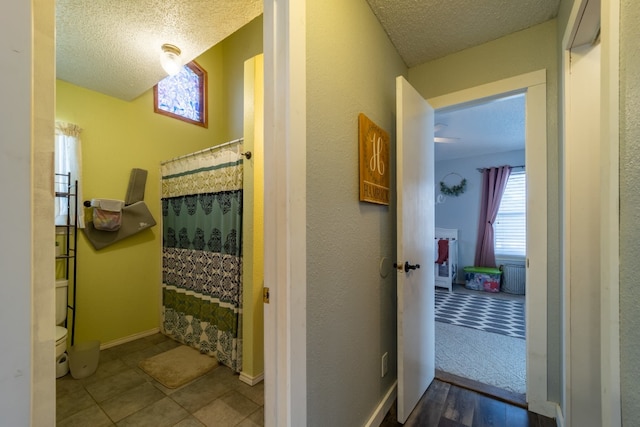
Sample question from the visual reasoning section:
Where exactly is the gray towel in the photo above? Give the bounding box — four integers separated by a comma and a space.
83, 201, 156, 250
124, 168, 148, 205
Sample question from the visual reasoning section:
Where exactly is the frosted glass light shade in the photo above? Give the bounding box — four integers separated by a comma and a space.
160, 44, 182, 75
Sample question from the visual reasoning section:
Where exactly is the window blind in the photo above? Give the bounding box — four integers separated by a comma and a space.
494, 171, 526, 257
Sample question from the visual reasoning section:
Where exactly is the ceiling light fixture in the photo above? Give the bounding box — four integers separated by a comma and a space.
160, 44, 183, 75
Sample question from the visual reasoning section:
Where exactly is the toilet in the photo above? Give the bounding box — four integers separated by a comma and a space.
55, 279, 69, 378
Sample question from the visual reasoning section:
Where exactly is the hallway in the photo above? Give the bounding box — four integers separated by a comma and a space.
381, 379, 554, 426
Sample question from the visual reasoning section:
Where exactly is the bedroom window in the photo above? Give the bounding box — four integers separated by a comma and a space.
494, 170, 526, 258
154, 61, 208, 128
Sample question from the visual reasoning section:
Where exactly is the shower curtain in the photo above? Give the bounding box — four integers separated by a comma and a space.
160, 141, 243, 372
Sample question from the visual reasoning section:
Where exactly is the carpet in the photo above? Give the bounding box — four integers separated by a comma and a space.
435, 288, 525, 339
436, 322, 526, 395
138, 345, 218, 389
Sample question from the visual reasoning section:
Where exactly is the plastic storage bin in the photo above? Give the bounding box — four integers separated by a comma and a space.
69, 340, 100, 379
463, 266, 502, 293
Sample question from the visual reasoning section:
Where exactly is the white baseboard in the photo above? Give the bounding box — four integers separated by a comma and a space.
100, 328, 161, 350
239, 371, 264, 386
528, 399, 559, 419
555, 404, 565, 427
364, 381, 397, 427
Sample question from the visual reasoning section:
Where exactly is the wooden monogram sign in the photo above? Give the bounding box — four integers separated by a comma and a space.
358, 113, 390, 205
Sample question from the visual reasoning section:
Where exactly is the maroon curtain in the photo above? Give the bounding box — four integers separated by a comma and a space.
474, 166, 512, 267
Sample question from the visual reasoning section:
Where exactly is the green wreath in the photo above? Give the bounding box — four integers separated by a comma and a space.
439, 174, 466, 196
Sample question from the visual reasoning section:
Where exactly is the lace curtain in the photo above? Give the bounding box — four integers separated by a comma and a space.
55, 121, 84, 228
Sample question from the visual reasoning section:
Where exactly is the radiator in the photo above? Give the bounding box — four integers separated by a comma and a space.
501, 264, 526, 295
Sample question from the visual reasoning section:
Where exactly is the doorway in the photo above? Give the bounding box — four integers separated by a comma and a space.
427, 70, 553, 416
432, 93, 527, 401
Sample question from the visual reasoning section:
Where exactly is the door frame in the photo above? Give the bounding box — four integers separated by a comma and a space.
428, 70, 555, 417
263, 1, 307, 426
561, 0, 621, 425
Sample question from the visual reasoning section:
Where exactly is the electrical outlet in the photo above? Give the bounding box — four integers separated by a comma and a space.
381, 352, 388, 378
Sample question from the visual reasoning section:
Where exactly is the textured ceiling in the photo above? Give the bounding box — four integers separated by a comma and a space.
56, 0, 557, 157
363, 0, 559, 161
366, 0, 560, 66
434, 94, 526, 161
56, 0, 262, 101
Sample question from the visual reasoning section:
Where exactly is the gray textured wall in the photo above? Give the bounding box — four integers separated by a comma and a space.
306, 0, 407, 425
620, 0, 640, 422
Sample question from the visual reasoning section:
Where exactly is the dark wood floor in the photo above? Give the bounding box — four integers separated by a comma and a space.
380, 378, 556, 427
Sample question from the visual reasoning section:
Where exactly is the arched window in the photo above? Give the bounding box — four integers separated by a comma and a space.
154, 61, 208, 127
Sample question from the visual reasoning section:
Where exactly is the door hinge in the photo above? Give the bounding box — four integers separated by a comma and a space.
263, 287, 270, 304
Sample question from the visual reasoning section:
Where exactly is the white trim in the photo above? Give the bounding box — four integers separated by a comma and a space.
556, 403, 566, 427
263, 1, 307, 426
563, 0, 590, 49
600, 0, 621, 426
429, 70, 545, 110
364, 381, 397, 427
239, 371, 265, 386
99, 328, 160, 350
523, 81, 549, 414
562, 1, 621, 425
561, 44, 572, 427
528, 399, 558, 420
428, 70, 550, 415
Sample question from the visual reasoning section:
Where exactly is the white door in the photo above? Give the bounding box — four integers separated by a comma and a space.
565, 40, 602, 426
396, 75, 435, 423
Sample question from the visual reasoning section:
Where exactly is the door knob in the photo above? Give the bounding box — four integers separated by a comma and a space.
404, 261, 420, 272
393, 261, 421, 272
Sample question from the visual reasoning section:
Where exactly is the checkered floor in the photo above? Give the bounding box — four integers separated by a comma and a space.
435, 289, 525, 339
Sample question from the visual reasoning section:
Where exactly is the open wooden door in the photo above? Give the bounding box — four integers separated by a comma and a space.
396, 75, 435, 423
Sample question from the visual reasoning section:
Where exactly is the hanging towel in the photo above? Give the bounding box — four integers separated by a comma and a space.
435, 239, 449, 264
124, 168, 148, 205
90, 198, 124, 211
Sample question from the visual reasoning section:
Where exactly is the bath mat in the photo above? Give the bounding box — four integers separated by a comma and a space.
435, 289, 525, 339
138, 345, 218, 389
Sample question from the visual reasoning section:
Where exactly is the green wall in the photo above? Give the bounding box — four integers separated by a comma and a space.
242, 54, 265, 380
222, 16, 264, 139
306, 0, 406, 425
408, 19, 562, 402
620, 0, 640, 422
55, 16, 263, 348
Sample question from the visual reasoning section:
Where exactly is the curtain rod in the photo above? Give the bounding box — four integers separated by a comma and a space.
476, 164, 525, 172
161, 138, 249, 165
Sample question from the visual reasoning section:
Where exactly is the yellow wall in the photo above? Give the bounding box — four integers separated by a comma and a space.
55, 16, 263, 347
241, 54, 265, 380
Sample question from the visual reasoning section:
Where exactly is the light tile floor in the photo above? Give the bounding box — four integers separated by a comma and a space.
56, 333, 264, 427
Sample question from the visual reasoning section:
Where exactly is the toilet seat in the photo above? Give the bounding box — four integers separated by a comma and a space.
56, 326, 68, 358
56, 326, 67, 343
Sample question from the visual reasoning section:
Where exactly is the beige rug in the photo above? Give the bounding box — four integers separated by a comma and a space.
139, 345, 218, 389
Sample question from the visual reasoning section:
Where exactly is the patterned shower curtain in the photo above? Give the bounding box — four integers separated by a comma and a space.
160, 142, 243, 372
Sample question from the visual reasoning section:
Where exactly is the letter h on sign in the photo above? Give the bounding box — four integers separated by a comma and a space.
358, 113, 390, 205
